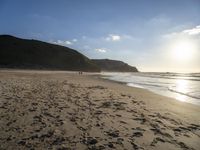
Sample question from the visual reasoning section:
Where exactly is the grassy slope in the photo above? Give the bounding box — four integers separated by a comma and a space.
0, 35, 100, 72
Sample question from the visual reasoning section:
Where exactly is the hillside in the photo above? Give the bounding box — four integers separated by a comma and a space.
92, 59, 138, 72
0, 35, 100, 72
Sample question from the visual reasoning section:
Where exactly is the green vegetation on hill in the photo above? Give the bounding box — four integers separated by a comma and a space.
0, 35, 100, 72
92, 59, 138, 72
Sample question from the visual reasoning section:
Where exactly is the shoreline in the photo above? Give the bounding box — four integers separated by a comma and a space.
0, 70, 200, 149
97, 73, 200, 118
100, 72, 200, 106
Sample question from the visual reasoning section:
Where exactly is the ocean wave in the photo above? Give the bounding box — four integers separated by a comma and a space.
131, 73, 200, 81
130, 82, 166, 88
102, 72, 200, 105
168, 88, 200, 100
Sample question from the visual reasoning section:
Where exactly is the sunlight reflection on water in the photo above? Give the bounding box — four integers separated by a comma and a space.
103, 72, 200, 105
174, 79, 189, 102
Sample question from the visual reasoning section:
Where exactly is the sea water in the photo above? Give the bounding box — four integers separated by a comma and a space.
102, 72, 200, 106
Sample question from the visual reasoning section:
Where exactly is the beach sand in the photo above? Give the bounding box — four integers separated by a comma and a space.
0, 70, 200, 150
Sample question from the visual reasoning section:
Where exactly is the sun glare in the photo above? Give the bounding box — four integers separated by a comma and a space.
171, 39, 196, 62
175, 79, 189, 102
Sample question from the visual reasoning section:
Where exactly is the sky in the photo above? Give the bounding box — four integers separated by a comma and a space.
0, 0, 200, 72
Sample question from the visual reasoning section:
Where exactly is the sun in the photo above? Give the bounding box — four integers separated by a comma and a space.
171, 39, 196, 62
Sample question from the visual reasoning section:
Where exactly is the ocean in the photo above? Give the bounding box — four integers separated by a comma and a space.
101, 72, 200, 106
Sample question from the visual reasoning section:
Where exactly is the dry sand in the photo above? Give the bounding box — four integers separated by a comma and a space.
0, 70, 200, 150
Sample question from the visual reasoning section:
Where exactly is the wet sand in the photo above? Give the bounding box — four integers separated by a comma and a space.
0, 70, 200, 150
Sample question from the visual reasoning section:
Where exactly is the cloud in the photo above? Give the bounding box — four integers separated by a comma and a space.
105, 34, 121, 41
182, 25, 200, 35
95, 48, 107, 53
162, 25, 200, 39
64, 40, 72, 45
72, 39, 77, 42
51, 39, 74, 46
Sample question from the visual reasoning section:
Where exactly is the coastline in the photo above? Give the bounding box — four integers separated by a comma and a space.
100, 72, 200, 106
0, 70, 200, 149
99, 75, 200, 124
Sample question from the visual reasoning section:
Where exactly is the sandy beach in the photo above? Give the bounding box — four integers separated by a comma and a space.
0, 70, 200, 150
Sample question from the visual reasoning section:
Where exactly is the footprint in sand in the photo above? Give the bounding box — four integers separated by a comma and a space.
131, 127, 145, 138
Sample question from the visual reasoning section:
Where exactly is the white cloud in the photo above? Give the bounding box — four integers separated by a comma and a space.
105, 34, 121, 41
52, 40, 73, 46
56, 40, 63, 44
72, 39, 77, 42
64, 41, 72, 45
95, 48, 107, 53
162, 25, 200, 39
182, 25, 200, 35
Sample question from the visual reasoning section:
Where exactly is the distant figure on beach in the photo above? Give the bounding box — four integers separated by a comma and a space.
78, 71, 83, 75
